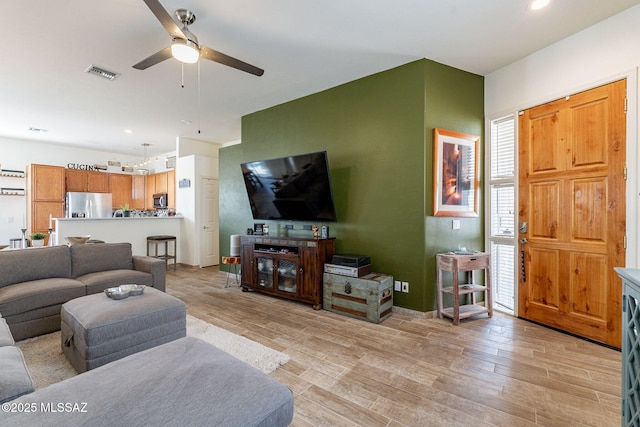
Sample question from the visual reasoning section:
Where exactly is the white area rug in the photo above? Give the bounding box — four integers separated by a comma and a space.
185, 315, 289, 374
17, 314, 289, 390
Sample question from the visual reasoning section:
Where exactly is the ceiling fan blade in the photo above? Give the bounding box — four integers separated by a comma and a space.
133, 46, 172, 70
142, 0, 187, 39
200, 45, 264, 77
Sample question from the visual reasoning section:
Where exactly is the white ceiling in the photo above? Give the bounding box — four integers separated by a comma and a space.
2, 0, 639, 158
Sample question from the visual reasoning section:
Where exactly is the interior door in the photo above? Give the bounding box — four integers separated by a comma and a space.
199, 177, 219, 267
518, 80, 626, 348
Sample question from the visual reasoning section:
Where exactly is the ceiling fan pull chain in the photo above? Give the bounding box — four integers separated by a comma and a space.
181, 63, 185, 88
198, 60, 202, 134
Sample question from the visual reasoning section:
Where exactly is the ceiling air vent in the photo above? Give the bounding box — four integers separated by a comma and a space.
84, 65, 119, 81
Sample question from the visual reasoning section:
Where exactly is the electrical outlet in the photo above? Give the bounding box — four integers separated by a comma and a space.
401, 282, 409, 293
394, 280, 401, 291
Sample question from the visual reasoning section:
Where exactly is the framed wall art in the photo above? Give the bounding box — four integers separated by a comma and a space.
432, 128, 480, 217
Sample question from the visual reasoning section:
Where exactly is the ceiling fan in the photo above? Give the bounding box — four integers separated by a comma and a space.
133, 0, 264, 76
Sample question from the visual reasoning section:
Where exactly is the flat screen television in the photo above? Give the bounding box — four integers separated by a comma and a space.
240, 151, 337, 222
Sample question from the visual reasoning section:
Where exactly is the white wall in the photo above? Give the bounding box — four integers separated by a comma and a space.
175, 137, 220, 266
177, 137, 222, 158
486, 5, 640, 114
485, 5, 640, 266
0, 136, 175, 245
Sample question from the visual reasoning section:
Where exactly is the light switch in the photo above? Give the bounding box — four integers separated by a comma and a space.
452, 220, 461, 230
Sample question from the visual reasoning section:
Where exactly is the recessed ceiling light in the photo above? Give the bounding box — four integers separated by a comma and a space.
180, 119, 192, 125
529, 0, 550, 11
124, 129, 134, 134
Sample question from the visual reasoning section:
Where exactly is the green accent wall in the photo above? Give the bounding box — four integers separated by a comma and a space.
219, 59, 484, 312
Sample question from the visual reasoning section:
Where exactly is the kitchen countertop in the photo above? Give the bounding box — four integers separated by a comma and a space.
56, 215, 183, 221
53, 216, 183, 256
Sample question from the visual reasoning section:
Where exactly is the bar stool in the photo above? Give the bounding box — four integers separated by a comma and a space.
221, 256, 241, 288
147, 235, 177, 271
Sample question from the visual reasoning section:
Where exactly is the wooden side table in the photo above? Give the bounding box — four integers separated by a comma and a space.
436, 252, 492, 325
222, 256, 241, 288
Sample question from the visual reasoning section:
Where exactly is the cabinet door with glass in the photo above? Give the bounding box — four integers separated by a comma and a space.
256, 256, 275, 290
276, 258, 298, 294
255, 255, 299, 296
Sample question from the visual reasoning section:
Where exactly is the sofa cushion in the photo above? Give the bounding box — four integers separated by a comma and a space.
0, 246, 72, 289
76, 269, 154, 294
1, 337, 294, 426
5, 306, 66, 342
71, 243, 133, 278
0, 317, 15, 346
0, 346, 35, 404
0, 278, 87, 317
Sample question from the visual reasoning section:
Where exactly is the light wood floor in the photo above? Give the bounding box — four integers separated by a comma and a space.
166, 265, 621, 427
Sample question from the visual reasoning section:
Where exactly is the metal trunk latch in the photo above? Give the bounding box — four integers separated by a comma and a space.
344, 282, 352, 294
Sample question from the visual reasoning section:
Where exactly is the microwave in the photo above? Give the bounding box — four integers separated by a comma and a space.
153, 193, 168, 209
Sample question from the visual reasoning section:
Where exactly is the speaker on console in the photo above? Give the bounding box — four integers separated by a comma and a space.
230, 234, 241, 257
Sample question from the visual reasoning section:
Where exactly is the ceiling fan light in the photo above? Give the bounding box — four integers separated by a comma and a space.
529, 0, 550, 10
171, 39, 200, 63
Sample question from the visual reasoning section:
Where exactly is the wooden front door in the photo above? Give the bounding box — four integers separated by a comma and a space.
518, 80, 626, 348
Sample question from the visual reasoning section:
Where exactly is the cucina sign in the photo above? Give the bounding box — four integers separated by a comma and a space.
67, 163, 99, 171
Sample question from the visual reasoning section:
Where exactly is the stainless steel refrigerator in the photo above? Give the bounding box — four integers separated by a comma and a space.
65, 192, 113, 218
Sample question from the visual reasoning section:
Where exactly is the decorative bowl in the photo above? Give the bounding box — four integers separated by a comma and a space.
65, 235, 91, 245
119, 284, 145, 296
104, 287, 129, 300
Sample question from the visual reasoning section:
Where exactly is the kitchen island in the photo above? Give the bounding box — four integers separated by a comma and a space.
54, 216, 182, 258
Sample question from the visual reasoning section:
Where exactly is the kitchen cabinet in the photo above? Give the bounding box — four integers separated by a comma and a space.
30, 164, 65, 201
87, 171, 109, 192
65, 169, 109, 193
65, 169, 85, 192
32, 201, 65, 235
131, 175, 146, 210
142, 171, 174, 209
109, 174, 132, 209
145, 174, 156, 209
27, 164, 65, 234
154, 172, 168, 194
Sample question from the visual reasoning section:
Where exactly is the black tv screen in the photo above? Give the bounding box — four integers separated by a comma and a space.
240, 151, 337, 222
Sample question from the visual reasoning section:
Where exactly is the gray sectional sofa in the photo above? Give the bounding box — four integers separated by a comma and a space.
0, 243, 165, 341
0, 243, 295, 426
0, 314, 35, 404
2, 337, 295, 426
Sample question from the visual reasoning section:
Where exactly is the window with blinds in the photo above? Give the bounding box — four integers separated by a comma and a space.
489, 115, 516, 311
491, 184, 514, 236
491, 117, 515, 179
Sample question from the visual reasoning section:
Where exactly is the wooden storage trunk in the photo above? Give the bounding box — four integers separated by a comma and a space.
323, 272, 393, 323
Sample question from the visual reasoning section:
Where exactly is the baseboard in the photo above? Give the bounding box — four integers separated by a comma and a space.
391, 306, 437, 319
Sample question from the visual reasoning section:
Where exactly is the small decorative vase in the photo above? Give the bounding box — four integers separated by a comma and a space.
123, 211, 131, 217
32, 239, 45, 247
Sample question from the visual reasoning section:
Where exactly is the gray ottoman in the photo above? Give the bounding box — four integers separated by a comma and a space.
61, 287, 186, 373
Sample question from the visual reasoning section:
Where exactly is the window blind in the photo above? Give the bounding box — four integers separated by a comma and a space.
491, 116, 515, 179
